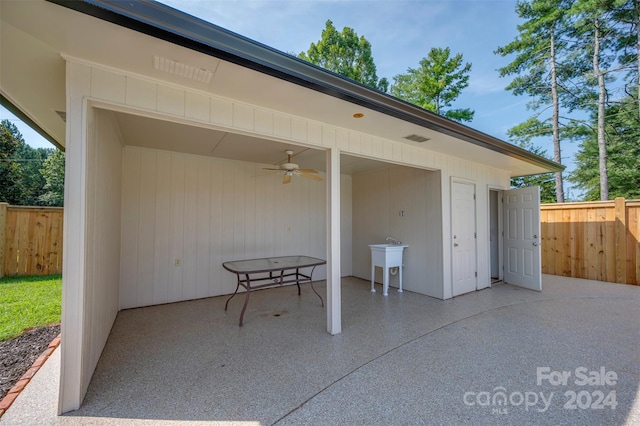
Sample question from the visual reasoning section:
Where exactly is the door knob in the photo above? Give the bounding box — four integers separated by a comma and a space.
454, 243, 459, 247
532, 242, 538, 246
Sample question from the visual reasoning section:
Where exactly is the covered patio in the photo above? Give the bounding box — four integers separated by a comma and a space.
3, 275, 639, 425
1, 0, 569, 411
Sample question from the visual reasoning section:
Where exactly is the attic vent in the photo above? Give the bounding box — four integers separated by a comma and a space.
403, 134, 430, 143
153, 56, 214, 83
55, 110, 66, 123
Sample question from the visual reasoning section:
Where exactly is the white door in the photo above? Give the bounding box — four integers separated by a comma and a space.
452, 181, 477, 296
503, 186, 542, 291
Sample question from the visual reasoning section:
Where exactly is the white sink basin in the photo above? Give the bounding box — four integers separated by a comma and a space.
369, 244, 408, 296
369, 243, 409, 250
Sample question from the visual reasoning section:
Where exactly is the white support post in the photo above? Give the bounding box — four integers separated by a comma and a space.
326, 148, 341, 335
59, 61, 90, 414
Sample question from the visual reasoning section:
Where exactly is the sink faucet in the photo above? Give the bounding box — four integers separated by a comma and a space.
386, 236, 402, 245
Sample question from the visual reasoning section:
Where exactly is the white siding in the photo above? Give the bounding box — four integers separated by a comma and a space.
352, 166, 443, 298
83, 109, 123, 395
440, 169, 510, 299
340, 175, 353, 276
119, 146, 351, 309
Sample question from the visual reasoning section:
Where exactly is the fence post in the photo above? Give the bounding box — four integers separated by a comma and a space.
614, 197, 627, 284
0, 203, 6, 278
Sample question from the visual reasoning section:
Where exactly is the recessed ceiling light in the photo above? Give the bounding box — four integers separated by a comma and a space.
353, 113, 364, 118
403, 134, 430, 143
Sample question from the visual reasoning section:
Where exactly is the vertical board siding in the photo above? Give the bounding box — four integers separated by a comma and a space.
153, 151, 172, 305
84, 108, 123, 390
352, 166, 444, 298
1, 207, 64, 276
541, 198, 640, 285
119, 146, 332, 309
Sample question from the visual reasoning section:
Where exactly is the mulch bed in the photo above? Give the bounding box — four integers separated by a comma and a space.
0, 325, 61, 400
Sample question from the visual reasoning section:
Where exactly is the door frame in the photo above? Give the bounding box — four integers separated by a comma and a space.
450, 177, 478, 297
487, 185, 508, 285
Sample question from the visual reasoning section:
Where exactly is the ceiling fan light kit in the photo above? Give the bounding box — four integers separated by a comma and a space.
263, 150, 324, 184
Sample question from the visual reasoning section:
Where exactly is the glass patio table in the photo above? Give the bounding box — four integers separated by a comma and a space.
222, 255, 326, 326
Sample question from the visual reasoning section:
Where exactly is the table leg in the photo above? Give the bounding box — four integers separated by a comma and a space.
238, 273, 251, 327
371, 265, 376, 293
308, 265, 324, 307
295, 268, 301, 295
383, 267, 389, 296
225, 276, 241, 311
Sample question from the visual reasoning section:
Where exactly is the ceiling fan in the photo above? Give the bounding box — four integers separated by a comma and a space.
263, 150, 324, 184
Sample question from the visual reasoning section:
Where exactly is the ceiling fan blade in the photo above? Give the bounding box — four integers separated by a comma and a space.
300, 173, 324, 181
297, 168, 319, 174
263, 167, 282, 171
283, 174, 292, 184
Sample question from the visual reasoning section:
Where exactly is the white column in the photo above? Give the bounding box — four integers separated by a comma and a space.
59, 61, 90, 413
326, 148, 341, 334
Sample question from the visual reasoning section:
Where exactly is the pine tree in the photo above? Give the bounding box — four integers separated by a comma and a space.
299, 20, 388, 91
496, 0, 579, 202
390, 47, 474, 122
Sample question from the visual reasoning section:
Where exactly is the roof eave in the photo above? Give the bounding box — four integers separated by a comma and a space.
1, 93, 64, 151
48, 0, 563, 174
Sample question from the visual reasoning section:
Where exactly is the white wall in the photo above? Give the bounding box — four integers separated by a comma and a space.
440, 175, 510, 299
60, 63, 125, 413
120, 146, 353, 309
352, 166, 443, 298
82, 109, 124, 403
340, 174, 353, 277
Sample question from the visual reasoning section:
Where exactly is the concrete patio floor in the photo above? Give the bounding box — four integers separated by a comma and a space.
2, 275, 639, 425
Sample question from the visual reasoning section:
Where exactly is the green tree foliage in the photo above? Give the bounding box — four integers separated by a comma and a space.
0, 120, 24, 204
0, 119, 63, 206
612, 0, 640, 109
496, 0, 580, 202
390, 47, 474, 122
39, 149, 65, 206
510, 142, 558, 203
299, 20, 388, 91
569, 95, 640, 200
16, 143, 53, 205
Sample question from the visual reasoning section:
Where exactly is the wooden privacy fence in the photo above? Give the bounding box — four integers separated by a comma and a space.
540, 197, 640, 285
0, 203, 64, 277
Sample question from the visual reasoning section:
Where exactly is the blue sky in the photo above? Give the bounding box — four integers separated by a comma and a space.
0, 0, 580, 195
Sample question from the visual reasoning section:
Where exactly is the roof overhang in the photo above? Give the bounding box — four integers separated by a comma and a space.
0, 0, 562, 176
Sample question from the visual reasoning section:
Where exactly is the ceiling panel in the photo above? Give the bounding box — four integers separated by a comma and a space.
112, 110, 400, 175
114, 113, 222, 156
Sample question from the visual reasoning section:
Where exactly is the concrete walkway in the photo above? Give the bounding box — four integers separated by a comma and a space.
2, 275, 639, 425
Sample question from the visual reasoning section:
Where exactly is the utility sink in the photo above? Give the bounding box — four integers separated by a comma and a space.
369, 244, 408, 296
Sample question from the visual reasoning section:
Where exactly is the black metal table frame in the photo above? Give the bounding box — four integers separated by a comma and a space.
223, 257, 325, 326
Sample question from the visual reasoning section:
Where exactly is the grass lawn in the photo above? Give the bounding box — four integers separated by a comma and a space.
0, 275, 62, 342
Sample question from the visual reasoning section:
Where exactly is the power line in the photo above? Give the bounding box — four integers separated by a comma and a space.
0, 158, 48, 162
